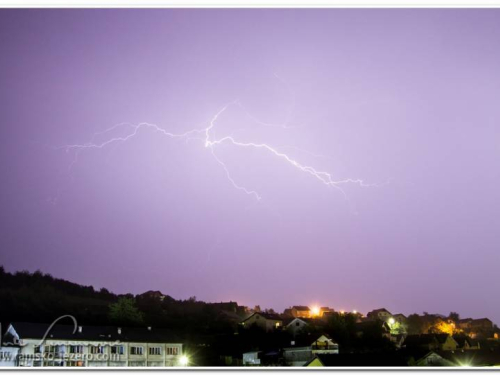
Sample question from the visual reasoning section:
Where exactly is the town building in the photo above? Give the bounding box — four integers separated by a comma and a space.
291, 306, 311, 319
458, 318, 473, 330
285, 318, 310, 337
318, 307, 335, 317
283, 335, 338, 366
2, 322, 184, 367
366, 308, 393, 322
0, 345, 18, 367
311, 335, 339, 355
242, 351, 261, 366
242, 350, 281, 366
453, 335, 480, 351
240, 312, 283, 332
393, 313, 408, 325
457, 318, 495, 338
210, 301, 249, 316
470, 318, 494, 333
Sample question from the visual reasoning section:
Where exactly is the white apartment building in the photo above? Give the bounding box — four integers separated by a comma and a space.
2, 322, 185, 367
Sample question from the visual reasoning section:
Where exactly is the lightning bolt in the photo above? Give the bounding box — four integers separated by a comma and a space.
61, 101, 376, 202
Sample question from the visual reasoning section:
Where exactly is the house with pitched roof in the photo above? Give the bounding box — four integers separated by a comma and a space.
291, 306, 311, 319
283, 335, 339, 366
366, 308, 393, 322
285, 318, 309, 336
240, 312, 283, 332
453, 335, 480, 350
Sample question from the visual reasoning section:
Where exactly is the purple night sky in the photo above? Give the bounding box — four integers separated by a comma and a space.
1, 9, 499, 324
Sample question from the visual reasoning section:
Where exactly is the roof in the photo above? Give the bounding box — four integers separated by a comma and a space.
284, 333, 333, 349
471, 318, 493, 324
434, 334, 453, 344
368, 308, 391, 315
292, 306, 311, 311
453, 335, 471, 348
284, 317, 310, 327
241, 312, 283, 323
312, 334, 335, 344
5, 322, 180, 344
258, 312, 283, 320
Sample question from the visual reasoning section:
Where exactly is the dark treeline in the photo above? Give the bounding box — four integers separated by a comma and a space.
0, 266, 117, 327
0, 267, 234, 340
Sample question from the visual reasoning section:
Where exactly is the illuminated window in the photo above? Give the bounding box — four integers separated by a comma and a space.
69, 345, 84, 354
111, 345, 124, 355
149, 347, 162, 355
44, 345, 57, 354
89, 345, 104, 354
166, 347, 179, 355
130, 346, 144, 355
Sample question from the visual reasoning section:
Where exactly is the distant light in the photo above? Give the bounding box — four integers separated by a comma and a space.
179, 355, 189, 366
352, 310, 357, 314
340, 310, 345, 314
388, 318, 395, 325
311, 306, 320, 316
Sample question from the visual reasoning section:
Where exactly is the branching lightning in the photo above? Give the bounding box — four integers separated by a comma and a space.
61, 101, 376, 202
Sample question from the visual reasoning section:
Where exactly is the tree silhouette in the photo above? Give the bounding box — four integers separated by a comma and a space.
108, 298, 144, 326
448, 312, 460, 322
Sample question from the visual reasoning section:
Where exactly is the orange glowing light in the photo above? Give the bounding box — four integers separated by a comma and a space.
311, 306, 320, 317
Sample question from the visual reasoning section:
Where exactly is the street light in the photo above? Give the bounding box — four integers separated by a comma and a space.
388, 318, 395, 325
179, 355, 189, 367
